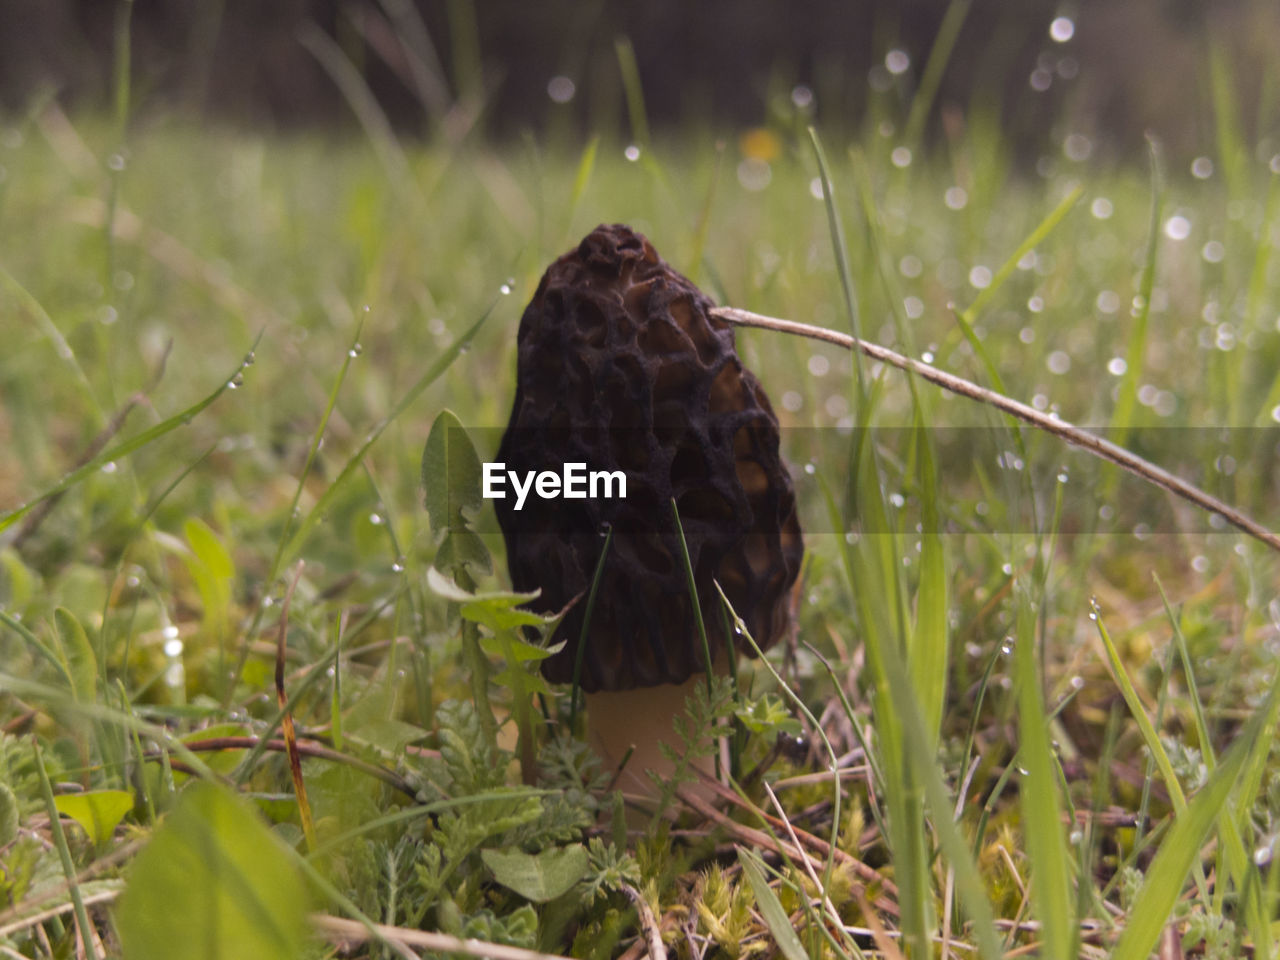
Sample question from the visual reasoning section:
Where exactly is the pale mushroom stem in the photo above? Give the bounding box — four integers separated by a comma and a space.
584, 655, 728, 817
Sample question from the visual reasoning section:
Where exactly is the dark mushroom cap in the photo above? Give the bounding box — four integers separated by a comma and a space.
495, 224, 803, 692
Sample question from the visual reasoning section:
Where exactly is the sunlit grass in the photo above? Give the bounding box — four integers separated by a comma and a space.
0, 75, 1278, 959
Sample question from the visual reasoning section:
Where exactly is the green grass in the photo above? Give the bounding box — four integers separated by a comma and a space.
0, 81, 1278, 960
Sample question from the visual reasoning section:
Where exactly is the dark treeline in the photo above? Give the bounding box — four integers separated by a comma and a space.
1, 0, 1274, 157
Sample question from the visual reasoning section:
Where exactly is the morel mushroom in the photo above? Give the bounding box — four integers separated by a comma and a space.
495, 224, 803, 804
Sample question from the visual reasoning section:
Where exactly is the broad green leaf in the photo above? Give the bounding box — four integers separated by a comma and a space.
464, 598, 548, 633
116, 782, 308, 960
185, 517, 234, 579
427, 567, 540, 612
738, 849, 809, 960
422, 409, 483, 537
434, 529, 493, 575
54, 790, 134, 846
479, 632, 560, 663
481, 844, 589, 903
53, 607, 97, 703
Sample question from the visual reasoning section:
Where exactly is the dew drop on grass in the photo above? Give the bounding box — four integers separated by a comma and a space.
1255, 845, 1273, 867
100, 461, 117, 474
808, 177, 825, 200
228, 372, 244, 389
1069, 830, 1084, 845
624, 144, 641, 162
1191, 156, 1214, 179
1270, 404, 1280, 423
369, 512, 384, 526
1202, 240, 1225, 263
1057, 470, 1069, 483
891, 146, 912, 168
348, 342, 363, 357
1070, 675, 1084, 690
1090, 197, 1113, 219
944, 186, 968, 210
1191, 555, 1210, 573
1164, 215, 1191, 240
391, 558, 405, 573
1106, 357, 1127, 375
1049, 16, 1075, 42
1001, 562, 1013, 576
804, 462, 816, 475
242, 351, 255, 366
547, 75, 576, 103
885, 49, 910, 75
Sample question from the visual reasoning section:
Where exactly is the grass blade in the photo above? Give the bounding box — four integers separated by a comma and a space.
0, 337, 260, 535
1109, 674, 1279, 960
738, 849, 810, 960
279, 306, 491, 566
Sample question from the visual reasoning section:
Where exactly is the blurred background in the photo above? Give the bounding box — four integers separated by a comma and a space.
1, 0, 1277, 160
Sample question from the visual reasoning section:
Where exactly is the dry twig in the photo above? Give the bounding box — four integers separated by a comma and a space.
712, 306, 1280, 553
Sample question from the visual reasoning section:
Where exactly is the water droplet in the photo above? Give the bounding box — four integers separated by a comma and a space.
891, 146, 912, 168
1270, 404, 1280, 423
1164, 215, 1191, 240
904, 296, 924, 320
1202, 240, 1225, 263
791, 84, 814, 109
1027, 296, 1045, 313
1016, 766, 1030, 777
369, 512, 384, 525
1057, 470, 1069, 483
921, 349, 935, 364
1070, 675, 1084, 690
348, 342, 363, 357
1000, 638, 1014, 656
944, 186, 968, 210
1191, 555, 1210, 573
1047, 350, 1071, 374
1069, 829, 1084, 845
1107, 356, 1127, 376
889, 492, 905, 508
885, 49, 910, 75
624, 144, 641, 162
100, 461, 118, 474
391, 558, 406, 573
1096, 290, 1120, 313
1254, 845, 1273, 867
1001, 562, 1013, 576
1049, 16, 1075, 42
804, 462, 816, 475
162, 624, 179, 640
107, 153, 126, 172
1191, 156, 1214, 179
1063, 133, 1092, 162
808, 177, 825, 200
1090, 197, 1113, 219
242, 351, 255, 366
163, 637, 184, 658
969, 265, 992, 289
547, 75, 576, 103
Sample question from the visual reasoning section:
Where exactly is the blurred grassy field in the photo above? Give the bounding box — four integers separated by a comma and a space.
1, 87, 1279, 958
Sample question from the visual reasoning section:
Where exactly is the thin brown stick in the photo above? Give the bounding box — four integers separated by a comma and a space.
619, 882, 668, 960
676, 785, 899, 918
149, 736, 419, 797
277, 561, 317, 851
312, 914, 577, 960
712, 306, 1280, 553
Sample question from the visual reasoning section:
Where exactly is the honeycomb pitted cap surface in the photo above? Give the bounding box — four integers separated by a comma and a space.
495, 223, 803, 692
